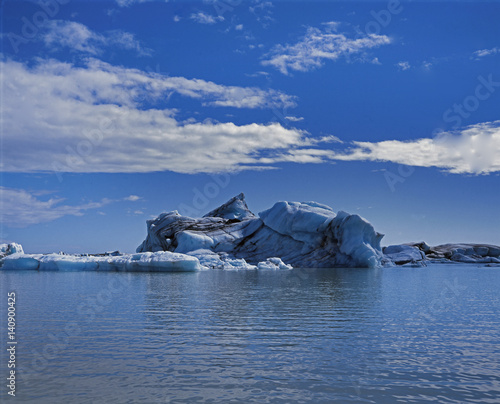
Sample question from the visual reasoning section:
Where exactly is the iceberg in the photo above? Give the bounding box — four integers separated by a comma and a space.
4, 195, 497, 272
0, 243, 24, 258
137, 193, 384, 268
383, 245, 426, 265
408, 242, 500, 264
0, 251, 202, 272
0, 242, 292, 272
189, 249, 292, 270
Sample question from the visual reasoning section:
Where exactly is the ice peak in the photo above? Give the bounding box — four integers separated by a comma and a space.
203, 193, 256, 221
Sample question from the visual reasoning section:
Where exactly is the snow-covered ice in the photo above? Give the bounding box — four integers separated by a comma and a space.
0, 243, 24, 258
0, 251, 202, 272
0, 244, 292, 272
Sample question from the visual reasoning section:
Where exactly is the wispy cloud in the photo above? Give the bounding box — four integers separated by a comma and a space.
42, 20, 152, 56
261, 22, 391, 75
396, 61, 411, 71
0, 188, 144, 227
190, 11, 224, 24
0, 58, 330, 175
285, 116, 304, 122
472, 47, 500, 59
115, 0, 165, 7
249, 1, 274, 27
333, 121, 500, 174
0, 187, 112, 227
124, 195, 142, 202
1, 58, 295, 110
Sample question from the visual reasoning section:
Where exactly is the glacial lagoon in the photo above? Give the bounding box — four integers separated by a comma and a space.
2, 264, 499, 403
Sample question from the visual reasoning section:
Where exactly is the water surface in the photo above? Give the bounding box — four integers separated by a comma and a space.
1, 265, 499, 403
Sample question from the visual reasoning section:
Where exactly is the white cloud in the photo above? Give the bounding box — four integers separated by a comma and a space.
42, 20, 152, 56
245, 71, 269, 78
235, 24, 243, 31
190, 12, 224, 24
472, 47, 500, 59
173, 15, 181, 22
422, 61, 432, 71
396, 61, 410, 71
249, 1, 274, 27
261, 22, 391, 75
307, 135, 343, 145
0, 188, 147, 227
0, 187, 113, 227
285, 116, 304, 122
2, 58, 295, 110
0, 58, 329, 175
124, 195, 142, 201
333, 121, 500, 174
115, 0, 166, 7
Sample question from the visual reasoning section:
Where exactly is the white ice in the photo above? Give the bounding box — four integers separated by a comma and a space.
383, 245, 426, 265
0, 243, 24, 257
0, 251, 201, 272
1, 245, 292, 272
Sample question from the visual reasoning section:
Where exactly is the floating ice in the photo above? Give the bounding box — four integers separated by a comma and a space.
0, 243, 24, 258
137, 193, 384, 268
396, 242, 500, 265
383, 245, 426, 265
0, 244, 292, 272
4, 197, 499, 272
0, 251, 201, 272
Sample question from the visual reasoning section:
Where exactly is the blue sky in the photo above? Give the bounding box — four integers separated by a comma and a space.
1, 0, 499, 253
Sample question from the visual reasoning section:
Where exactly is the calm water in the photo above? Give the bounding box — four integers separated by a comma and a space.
1, 265, 499, 403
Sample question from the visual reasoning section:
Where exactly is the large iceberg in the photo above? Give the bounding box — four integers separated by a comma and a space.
137, 193, 384, 268
3, 196, 500, 272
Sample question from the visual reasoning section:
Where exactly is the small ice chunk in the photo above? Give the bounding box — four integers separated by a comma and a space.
384, 245, 426, 265
0, 243, 24, 257
257, 257, 293, 270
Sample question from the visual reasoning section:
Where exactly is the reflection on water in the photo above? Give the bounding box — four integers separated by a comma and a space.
1, 265, 499, 403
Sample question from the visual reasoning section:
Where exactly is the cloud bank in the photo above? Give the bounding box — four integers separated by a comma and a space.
334, 121, 500, 174
0, 58, 326, 175
2, 59, 498, 177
